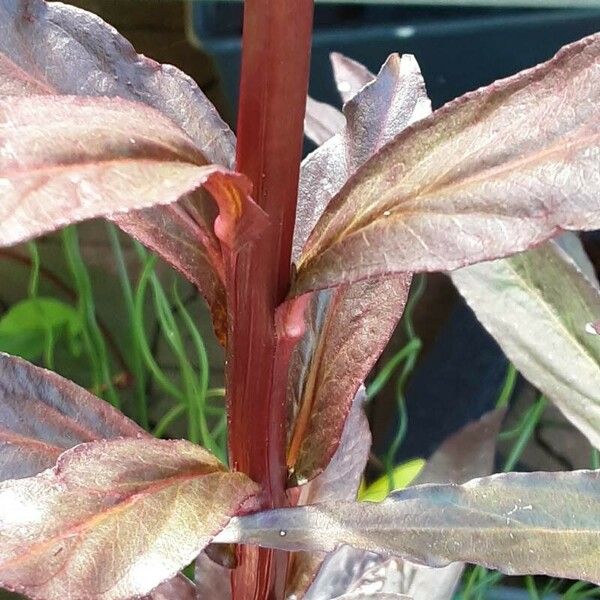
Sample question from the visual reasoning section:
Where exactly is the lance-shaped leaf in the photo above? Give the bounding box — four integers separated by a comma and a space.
286, 279, 409, 482
330, 53, 375, 104
0, 95, 265, 250
0, 437, 259, 600
304, 97, 345, 146
387, 408, 504, 600
294, 53, 431, 259
0, 0, 235, 166
302, 409, 504, 600
287, 53, 429, 482
0, 354, 195, 600
0, 0, 237, 338
452, 240, 600, 451
216, 469, 600, 585
286, 388, 371, 598
0, 352, 145, 481
294, 33, 600, 296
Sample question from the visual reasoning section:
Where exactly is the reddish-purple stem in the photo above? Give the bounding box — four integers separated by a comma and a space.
225, 1, 314, 599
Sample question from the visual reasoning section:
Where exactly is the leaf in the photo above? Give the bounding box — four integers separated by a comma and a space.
0, 298, 81, 361
0, 354, 196, 599
0, 0, 238, 338
0, 95, 265, 250
0, 437, 259, 600
286, 279, 409, 483
302, 547, 404, 600
330, 53, 375, 104
287, 53, 429, 482
303, 409, 504, 600
452, 240, 600, 451
0, 352, 145, 480
216, 469, 600, 585
390, 408, 505, 600
304, 97, 345, 146
293, 33, 600, 296
0, 0, 235, 166
415, 407, 505, 486
195, 549, 232, 600
297, 387, 371, 503
294, 53, 431, 260
286, 388, 371, 598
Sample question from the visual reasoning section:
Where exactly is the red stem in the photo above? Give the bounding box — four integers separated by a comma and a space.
226, 2, 314, 600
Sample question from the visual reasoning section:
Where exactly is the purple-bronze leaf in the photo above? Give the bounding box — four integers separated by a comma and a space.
297, 387, 371, 503
301, 409, 504, 600
0, 438, 259, 600
0, 354, 195, 600
0, 0, 238, 339
415, 407, 505, 487
330, 53, 375, 104
294, 33, 600, 296
286, 388, 371, 598
195, 549, 232, 600
304, 97, 345, 146
216, 469, 600, 585
0, 0, 235, 166
0, 352, 144, 481
452, 240, 600, 452
0, 95, 266, 250
286, 280, 409, 482
286, 53, 429, 484
294, 53, 430, 259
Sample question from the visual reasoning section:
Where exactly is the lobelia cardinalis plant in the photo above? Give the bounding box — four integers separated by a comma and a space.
0, 0, 600, 598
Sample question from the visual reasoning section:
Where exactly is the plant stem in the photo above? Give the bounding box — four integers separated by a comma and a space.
227, 2, 314, 599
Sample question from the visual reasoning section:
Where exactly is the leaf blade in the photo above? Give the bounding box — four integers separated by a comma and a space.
303, 409, 505, 600
452, 240, 600, 451
304, 97, 345, 146
0, 0, 238, 334
0, 352, 145, 481
288, 53, 429, 482
294, 33, 600, 295
0, 438, 259, 600
0, 95, 264, 251
216, 469, 600, 585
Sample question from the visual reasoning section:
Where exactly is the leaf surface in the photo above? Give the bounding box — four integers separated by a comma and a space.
304, 97, 345, 146
0, 438, 259, 600
286, 280, 409, 481
286, 388, 371, 597
294, 33, 600, 295
0, 0, 238, 336
0, 353, 144, 481
0, 95, 265, 251
452, 240, 600, 451
195, 549, 232, 600
294, 53, 430, 259
216, 469, 600, 585
330, 53, 375, 104
302, 409, 504, 600
287, 53, 429, 482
